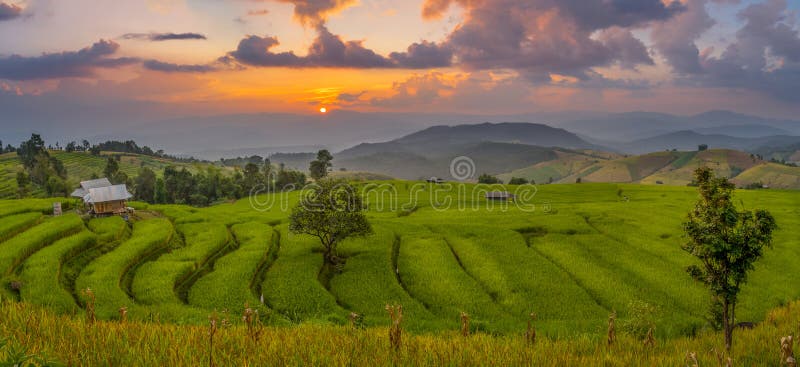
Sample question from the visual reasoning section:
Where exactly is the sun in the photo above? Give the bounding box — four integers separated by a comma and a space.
319, 107, 327, 114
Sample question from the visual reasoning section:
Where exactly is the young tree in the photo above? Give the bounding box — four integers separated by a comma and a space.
289, 178, 372, 265
683, 167, 776, 350
134, 167, 157, 203
104, 156, 119, 179
309, 149, 333, 180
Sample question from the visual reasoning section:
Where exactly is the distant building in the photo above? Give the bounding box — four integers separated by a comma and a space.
71, 178, 132, 215
426, 177, 444, 184
485, 191, 515, 201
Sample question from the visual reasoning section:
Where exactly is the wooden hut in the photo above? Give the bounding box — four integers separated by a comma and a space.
71, 178, 132, 215
485, 191, 515, 201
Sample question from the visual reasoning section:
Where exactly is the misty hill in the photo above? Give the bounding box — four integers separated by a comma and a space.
560, 110, 800, 143
620, 131, 800, 155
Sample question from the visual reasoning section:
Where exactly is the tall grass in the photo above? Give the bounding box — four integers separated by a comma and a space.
2, 300, 800, 366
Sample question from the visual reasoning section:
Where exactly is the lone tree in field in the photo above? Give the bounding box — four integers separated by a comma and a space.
289, 178, 371, 265
683, 167, 776, 351
309, 150, 334, 180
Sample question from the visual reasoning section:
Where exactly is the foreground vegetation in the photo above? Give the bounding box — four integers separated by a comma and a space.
1, 299, 800, 366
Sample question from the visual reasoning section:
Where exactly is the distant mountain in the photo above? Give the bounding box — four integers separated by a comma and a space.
332, 122, 597, 179
558, 110, 800, 143
621, 131, 800, 154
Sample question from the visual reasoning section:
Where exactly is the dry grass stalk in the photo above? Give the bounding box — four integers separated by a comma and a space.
782, 335, 795, 366
208, 312, 219, 367
81, 288, 96, 324
686, 352, 699, 367
242, 303, 262, 342
349, 312, 360, 330
714, 348, 732, 367
644, 327, 656, 348
607, 311, 616, 346
460, 312, 470, 337
118, 306, 128, 323
385, 304, 403, 352
526, 313, 537, 345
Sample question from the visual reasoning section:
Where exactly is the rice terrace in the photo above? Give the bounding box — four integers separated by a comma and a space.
4, 0, 800, 365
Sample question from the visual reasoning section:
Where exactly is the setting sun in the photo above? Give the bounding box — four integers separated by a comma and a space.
319, 107, 328, 113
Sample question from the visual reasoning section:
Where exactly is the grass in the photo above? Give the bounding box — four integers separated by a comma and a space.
0, 212, 42, 243
74, 218, 173, 320
0, 214, 84, 277
188, 221, 273, 314
17, 231, 97, 313
3, 299, 800, 366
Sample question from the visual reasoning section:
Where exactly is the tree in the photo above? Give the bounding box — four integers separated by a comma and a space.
17, 134, 47, 169
698, 144, 708, 151
65, 141, 77, 152
154, 178, 167, 204
509, 177, 529, 185
309, 149, 333, 180
134, 167, 157, 202
478, 173, 502, 184
82, 140, 91, 151
89, 145, 101, 156
683, 167, 776, 351
16, 171, 30, 198
104, 156, 119, 179
289, 178, 372, 265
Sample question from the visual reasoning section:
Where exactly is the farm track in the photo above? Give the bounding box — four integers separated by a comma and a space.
390, 234, 434, 312
521, 233, 612, 313
176, 226, 239, 304
249, 228, 280, 306
119, 224, 175, 302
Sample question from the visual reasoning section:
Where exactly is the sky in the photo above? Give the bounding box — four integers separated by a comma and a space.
1, 0, 800, 147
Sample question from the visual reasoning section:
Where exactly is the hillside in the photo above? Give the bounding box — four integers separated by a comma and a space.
500, 149, 800, 189
0, 151, 218, 199
1, 184, 799, 340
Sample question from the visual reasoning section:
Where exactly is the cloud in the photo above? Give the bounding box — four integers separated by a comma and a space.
274, 0, 356, 25
122, 32, 207, 41
692, 0, 800, 101
419, 0, 684, 78
0, 40, 140, 81
0, 2, 22, 21
389, 41, 453, 68
143, 60, 217, 73
651, 0, 715, 74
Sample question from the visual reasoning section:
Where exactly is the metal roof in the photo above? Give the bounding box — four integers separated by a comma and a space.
72, 178, 113, 198
84, 184, 132, 204
80, 178, 112, 190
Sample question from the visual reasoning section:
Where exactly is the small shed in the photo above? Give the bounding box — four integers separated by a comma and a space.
83, 184, 133, 215
485, 191, 515, 201
426, 177, 444, 184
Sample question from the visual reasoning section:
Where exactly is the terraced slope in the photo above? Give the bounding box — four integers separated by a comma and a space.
2, 182, 799, 338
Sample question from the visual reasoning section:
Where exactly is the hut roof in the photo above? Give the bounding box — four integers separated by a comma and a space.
71, 178, 113, 198
84, 184, 132, 204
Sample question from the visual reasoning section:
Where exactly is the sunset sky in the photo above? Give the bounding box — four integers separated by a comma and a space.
1, 0, 800, 124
